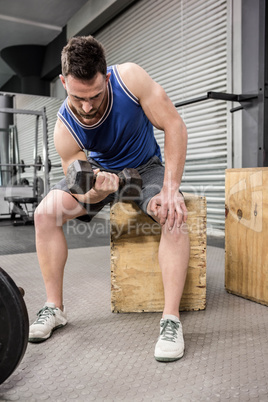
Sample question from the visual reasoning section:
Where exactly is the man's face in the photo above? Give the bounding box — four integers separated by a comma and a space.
60, 72, 111, 122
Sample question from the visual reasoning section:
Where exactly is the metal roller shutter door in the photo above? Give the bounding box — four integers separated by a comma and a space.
96, 0, 229, 232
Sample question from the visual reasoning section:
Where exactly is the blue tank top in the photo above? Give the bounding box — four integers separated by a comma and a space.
57, 65, 162, 170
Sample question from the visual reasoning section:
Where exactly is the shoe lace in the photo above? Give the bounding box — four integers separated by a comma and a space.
34, 306, 56, 325
160, 319, 179, 343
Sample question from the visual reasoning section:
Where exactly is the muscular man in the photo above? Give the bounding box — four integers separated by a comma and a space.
29, 36, 189, 362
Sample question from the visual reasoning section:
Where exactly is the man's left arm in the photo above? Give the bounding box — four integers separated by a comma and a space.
118, 63, 188, 229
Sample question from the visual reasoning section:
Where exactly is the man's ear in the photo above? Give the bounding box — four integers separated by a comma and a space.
59, 74, 67, 89
106, 72, 111, 84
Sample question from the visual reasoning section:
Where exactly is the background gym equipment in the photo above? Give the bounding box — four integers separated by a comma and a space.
4, 193, 42, 225
66, 159, 142, 198
0, 267, 29, 385
0, 105, 60, 224
0, 107, 54, 196
225, 167, 268, 306
0, 156, 60, 174
110, 195, 207, 313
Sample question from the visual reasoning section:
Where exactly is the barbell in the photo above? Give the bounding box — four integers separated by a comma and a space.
0, 156, 61, 173
0, 267, 29, 384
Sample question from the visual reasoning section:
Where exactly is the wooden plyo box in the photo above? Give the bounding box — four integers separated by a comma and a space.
225, 168, 268, 306
110, 194, 207, 313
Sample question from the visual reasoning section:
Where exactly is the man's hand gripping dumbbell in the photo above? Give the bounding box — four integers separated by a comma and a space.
66, 159, 142, 201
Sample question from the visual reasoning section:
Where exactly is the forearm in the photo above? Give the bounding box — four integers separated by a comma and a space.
150, 120, 187, 228
71, 187, 108, 204
70, 170, 119, 204
163, 119, 187, 189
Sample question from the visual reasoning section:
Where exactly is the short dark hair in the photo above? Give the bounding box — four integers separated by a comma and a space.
61, 35, 107, 80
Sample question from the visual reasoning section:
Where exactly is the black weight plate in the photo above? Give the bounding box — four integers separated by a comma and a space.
0, 267, 29, 384
33, 177, 44, 196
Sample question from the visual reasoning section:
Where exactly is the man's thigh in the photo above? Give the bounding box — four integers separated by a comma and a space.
52, 177, 116, 223
135, 156, 165, 216
86, 156, 164, 220
134, 156, 184, 219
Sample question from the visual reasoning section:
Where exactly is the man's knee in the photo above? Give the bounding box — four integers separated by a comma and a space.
162, 222, 189, 243
35, 190, 87, 228
34, 196, 56, 230
34, 191, 66, 228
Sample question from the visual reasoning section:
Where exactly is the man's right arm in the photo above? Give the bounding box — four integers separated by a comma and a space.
54, 118, 119, 203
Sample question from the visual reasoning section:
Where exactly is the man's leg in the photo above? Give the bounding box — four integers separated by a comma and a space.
146, 199, 190, 319
159, 220, 190, 318
34, 189, 88, 310
29, 189, 88, 343
146, 197, 190, 362
137, 157, 190, 319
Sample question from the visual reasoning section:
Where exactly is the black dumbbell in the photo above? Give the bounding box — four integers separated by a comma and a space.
66, 159, 142, 198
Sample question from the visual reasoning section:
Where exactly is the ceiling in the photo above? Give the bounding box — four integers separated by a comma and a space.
0, 0, 88, 88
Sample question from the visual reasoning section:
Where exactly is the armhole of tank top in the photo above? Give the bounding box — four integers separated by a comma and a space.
113, 65, 140, 105
57, 112, 84, 150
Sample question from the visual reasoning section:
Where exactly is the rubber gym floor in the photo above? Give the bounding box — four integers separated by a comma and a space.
0, 216, 267, 402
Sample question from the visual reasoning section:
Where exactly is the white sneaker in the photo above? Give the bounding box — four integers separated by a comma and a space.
29, 302, 67, 343
154, 314, 184, 362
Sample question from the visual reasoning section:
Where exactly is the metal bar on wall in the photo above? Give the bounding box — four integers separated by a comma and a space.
42, 107, 49, 195
258, 0, 268, 167
0, 108, 43, 116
